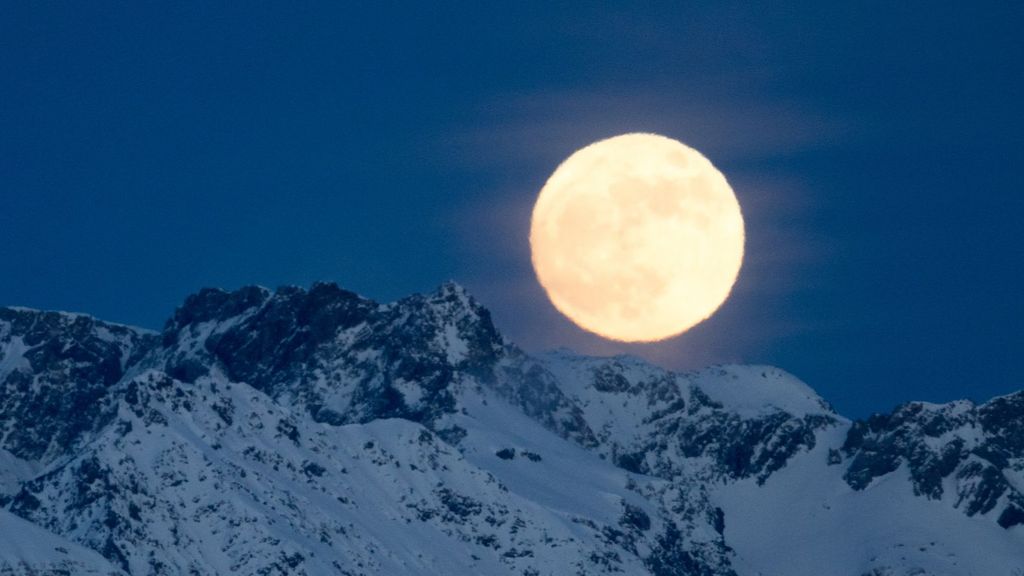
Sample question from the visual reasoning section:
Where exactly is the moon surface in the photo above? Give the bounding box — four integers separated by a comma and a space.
529, 133, 744, 342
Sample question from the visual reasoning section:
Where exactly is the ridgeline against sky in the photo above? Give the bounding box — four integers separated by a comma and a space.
1, 3, 1021, 417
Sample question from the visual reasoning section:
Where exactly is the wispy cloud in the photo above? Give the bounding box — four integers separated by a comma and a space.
439, 85, 846, 371
437, 87, 849, 171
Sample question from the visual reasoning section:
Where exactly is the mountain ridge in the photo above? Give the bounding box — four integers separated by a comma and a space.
1, 281, 1022, 575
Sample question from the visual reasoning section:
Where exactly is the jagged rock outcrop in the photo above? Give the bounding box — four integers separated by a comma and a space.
842, 394, 1024, 528
0, 308, 156, 464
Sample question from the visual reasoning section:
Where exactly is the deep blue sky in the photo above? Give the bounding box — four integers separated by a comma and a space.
2, 3, 1021, 417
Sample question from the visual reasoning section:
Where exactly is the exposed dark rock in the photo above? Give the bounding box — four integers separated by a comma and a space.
0, 308, 156, 462
620, 502, 651, 532
842, 398, 1024, 524
592, 365, 631, 393
521, 451, 542, 462
645, 522, 735, 576
710, 508, 725, 536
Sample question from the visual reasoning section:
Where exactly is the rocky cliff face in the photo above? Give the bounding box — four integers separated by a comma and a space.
1, 283, 1021, 575
842, 394, 1024, 528
0, 308, 156, 464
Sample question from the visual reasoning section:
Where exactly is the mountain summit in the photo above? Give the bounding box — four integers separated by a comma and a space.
1, 283, 1022, 575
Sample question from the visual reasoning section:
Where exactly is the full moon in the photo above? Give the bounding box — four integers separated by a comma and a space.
530, 133, 745, 342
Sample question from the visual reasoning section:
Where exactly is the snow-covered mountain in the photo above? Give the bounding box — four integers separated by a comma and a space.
1, 283, 1021, 576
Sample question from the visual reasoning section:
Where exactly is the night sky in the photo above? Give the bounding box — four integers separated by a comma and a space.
2, 3, 1022, 418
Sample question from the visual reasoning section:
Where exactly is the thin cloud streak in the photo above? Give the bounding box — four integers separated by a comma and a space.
442, 87, 844, 372
438, 87, 851, 173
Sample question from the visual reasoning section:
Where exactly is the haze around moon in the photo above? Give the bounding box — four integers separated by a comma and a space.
529, 133, 745, 342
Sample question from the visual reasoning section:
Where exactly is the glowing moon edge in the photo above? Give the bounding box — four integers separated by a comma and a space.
529, 132, 745, 342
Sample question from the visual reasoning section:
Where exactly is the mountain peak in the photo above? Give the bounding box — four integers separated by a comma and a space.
435, 279, 470, 297
163, 285, 271, 339
391, 281, 505, 369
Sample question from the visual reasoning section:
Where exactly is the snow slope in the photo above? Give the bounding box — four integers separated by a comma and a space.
0, 509, 123, 575
717, 425, 1024, 576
